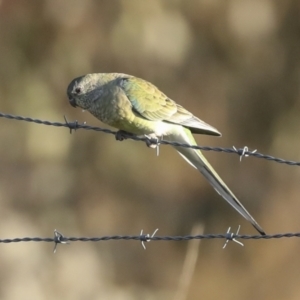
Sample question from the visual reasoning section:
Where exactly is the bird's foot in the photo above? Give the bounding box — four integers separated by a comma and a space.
145, 134, 162, 156
145, 134, 159, 149
115, 130, 134, 142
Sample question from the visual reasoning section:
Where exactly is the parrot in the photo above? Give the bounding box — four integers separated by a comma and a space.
67, 73, 265, 235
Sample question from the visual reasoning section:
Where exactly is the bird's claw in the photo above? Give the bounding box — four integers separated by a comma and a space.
145, 135, 162, 156
115, 130, 132, 141
145, 138, 158, 149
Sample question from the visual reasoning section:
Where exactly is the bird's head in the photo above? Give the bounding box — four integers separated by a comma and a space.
67, 73, 132, 109
67, 74, 100, 110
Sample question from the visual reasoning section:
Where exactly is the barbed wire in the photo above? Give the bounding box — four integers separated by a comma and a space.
1, 112, 300, 249
1, 232, 299, 244
0, 229, 300, 252
0, 111, 299, 166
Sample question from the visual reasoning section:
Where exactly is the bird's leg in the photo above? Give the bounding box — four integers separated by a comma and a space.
115, 130, 134, 142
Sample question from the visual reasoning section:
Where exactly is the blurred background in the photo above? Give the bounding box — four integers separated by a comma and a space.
0, 0, 300, 299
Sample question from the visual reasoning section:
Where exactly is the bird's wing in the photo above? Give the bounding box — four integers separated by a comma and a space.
119, 77, 178, 120
120, 77, 221, 136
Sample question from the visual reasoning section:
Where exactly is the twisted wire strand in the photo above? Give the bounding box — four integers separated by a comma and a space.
0, 111, 299, 166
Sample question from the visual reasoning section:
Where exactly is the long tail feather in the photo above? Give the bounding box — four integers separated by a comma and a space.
166, 127, 265, 235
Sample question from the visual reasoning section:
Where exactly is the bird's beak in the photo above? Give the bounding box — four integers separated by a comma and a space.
69, 97, 77, 108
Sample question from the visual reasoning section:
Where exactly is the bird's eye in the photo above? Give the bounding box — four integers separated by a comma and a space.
75, 87, 81, 94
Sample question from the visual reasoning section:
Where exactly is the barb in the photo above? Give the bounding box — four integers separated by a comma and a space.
223, 226, 244, 248
53, 229, 69, 253
64, 115, 81, 134
0, 111, 300, 166
233, 146, 257, 162
140, 228, 159, 250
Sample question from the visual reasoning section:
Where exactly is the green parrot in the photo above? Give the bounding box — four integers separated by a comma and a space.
67, 73, 265, 235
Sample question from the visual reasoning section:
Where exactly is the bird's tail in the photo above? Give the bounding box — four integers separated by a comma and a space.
165, 127, 265, 235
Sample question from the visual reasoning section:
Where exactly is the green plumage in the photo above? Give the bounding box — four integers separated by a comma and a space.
67, 73, 265, 235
